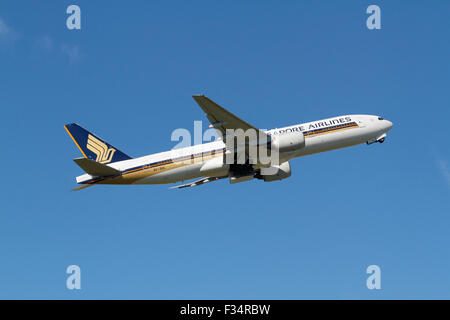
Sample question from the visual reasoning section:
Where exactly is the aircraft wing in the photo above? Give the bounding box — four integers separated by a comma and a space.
192, 95, 268, 139
170, 176, 227, 189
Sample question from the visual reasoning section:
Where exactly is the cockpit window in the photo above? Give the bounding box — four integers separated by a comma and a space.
378, 116, 384, 120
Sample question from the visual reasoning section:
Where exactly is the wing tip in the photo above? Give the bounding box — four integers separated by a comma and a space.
71, 184, 94, 191
192, 94, 206, 100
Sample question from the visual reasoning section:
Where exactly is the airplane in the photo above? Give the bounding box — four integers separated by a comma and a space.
64, 95, 393, 191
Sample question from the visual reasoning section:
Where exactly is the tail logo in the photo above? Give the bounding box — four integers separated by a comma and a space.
86, 134, 116, 163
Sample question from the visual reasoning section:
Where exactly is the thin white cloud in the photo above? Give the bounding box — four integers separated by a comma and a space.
437, 159, 450, 188
1, 17, 82, 65
61, 44, 81, 64
31, 35, 54, 59
31, 37, 83, 65
0, 18, 10, 36
37, 35, 54, 52
0, 18, 19, 43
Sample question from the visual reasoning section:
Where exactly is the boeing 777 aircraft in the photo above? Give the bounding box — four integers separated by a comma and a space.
64, 95, 393, 190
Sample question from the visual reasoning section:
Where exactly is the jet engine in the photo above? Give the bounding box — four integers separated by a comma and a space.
200, 157, 230, 177
257, 161, 291, 182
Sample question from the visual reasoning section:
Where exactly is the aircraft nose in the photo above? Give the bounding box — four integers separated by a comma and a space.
385, 120, 393, 131
386, 120, 394, 130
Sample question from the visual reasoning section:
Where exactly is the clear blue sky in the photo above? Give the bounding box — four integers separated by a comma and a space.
1, 1, 449, 299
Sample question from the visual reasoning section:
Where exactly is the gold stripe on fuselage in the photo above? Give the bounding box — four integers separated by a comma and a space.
304, 123, 358, 138
96, 149, 225, 185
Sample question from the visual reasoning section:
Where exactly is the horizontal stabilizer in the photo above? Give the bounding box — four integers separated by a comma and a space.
73, 157, 120, 177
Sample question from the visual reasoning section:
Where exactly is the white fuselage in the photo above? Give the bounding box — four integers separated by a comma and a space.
77, 114, 393, 185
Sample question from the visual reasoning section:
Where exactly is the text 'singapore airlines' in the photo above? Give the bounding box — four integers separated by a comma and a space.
64, 95, 393, 190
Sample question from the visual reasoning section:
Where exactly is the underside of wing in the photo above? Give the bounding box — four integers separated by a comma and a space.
170, 176, 227, 189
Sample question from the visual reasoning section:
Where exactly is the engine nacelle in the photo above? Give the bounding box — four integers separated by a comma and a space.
260, 161, 291, 182
271, 132, 305, 153
200, 157, 230, 177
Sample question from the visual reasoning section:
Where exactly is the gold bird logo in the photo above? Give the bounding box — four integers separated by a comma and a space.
86, 134, 116, 163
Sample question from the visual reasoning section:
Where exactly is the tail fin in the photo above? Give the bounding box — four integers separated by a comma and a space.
64, 123, 132, 164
